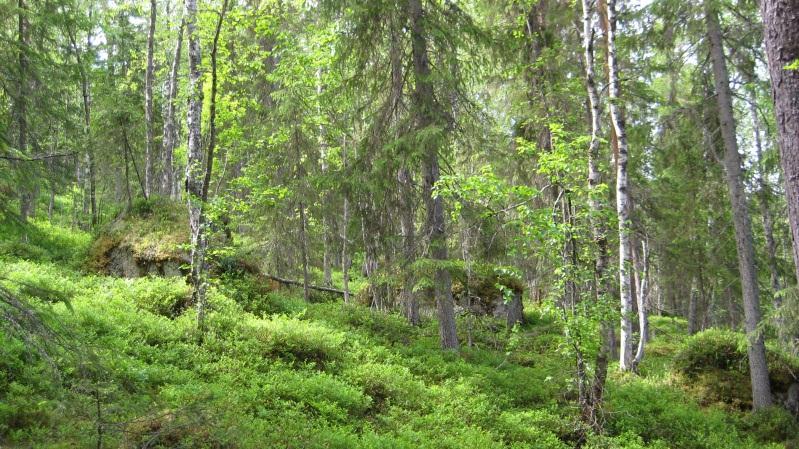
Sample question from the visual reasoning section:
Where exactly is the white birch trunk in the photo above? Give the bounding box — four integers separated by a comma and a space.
605, 0, 634, 371
184, 0, 207, 333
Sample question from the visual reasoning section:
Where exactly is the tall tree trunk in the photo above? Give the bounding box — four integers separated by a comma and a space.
299, 201, 310, 302
408, 0, 458, 350
68, 11, 98, 226
760, 0, 799, 286
86, 57, 97, 225
747, 91, 781, 296
341, 136, 351, 304
747, 85, 785, 343
16, 0, 33, 222
633, 239, 649, 370
203, 0, 227, 201
705, 0, 772, 410
688, 276, 699, 335
163, 20, 184, 198
144, 0, 156, 198
360, 206, 380, 308
605, 0, 634, 371
323, 220, 333, 287
579, 0, 610, 430
317, 69, 333, 287
398, 167, 419, 325
123, 132, 133, 211
184, 0, 207, 334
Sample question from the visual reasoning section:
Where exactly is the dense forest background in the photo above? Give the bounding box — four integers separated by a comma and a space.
2, 0, 799, 447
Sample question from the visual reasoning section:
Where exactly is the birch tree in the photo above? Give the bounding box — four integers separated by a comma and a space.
605, 0, 634, 372
579, 0, 609, 428
184, 0, 207, 333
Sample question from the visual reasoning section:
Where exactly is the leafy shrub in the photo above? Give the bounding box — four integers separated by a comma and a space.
331, 303, 418, 345
0, 239, 50, 261
495, 409, 570, 449
605, 379, 764, 449
585, 432, 670, 449
245, 316, 345, 369
344, 362, 427, 411
126, 276, 191, 318
0, 220, 90, 266
736, 406, 799, 445
673, 329, 746, 375
263, 368, 372, 421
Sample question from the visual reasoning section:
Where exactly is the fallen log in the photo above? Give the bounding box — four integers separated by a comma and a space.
265, 274, 350, 297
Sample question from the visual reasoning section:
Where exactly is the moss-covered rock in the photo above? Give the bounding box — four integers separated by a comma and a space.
673, 329, 799, 412
87, 197, 190, 277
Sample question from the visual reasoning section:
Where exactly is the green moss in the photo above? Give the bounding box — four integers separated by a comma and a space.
86, 197, 190, 272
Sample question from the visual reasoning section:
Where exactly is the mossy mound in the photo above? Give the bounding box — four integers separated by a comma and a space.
450, 264, 525, 326
87, 197, 193, 277
673, 329, 799, 412
353, 262, 525, 325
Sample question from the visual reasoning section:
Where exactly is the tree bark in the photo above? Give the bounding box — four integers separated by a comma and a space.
398, 166, 419, 325
67, 10, 98, 226
408, 0, 458, 349
688, 277, 698, 335
705, 0, 772, 410
162, 20, 185, 198
633, 240, 649, 371
579, 0, 610, 430
605, 0, 634, 371
760, 0, 799, 286
749, 91, 782, 296
16, 0, 31, 221
299, 201, 310, 302
144, 0, 156, 198
341, 136, 351, 304
760, 0, 799, 279
203, 0, 227, 202
184, 0, 207, 334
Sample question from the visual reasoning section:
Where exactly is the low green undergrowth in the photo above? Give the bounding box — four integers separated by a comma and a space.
0, 222, 796, 448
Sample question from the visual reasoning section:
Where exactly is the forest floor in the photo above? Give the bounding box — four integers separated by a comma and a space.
0, 216, 797, 449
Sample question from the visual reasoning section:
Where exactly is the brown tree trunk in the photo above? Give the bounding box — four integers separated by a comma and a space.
408, 0, 458, 350
688, 277, 699, 335
398, 166, 419, 325
747, 90, 782, 296
341, 136, 351, 304
144, 0, 156, 197
16, 0, 32, 222
163, 20, 184, 198
760, 0, 799, 286
299, 201, 310, 302
67, 10, 98, 226
705, 0, 772, 410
